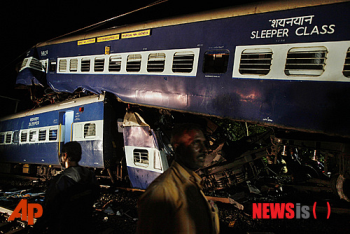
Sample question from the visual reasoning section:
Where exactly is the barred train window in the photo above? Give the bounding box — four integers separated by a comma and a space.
81, 58, 91, 72
94, 57, 105, 72
49, 129, 58, 141
5, 133, 11, 144
285, 46, 327, 76
29, 130, 37, 142
172, 52, 194, 73
30, 58, 44, 71
59, 59, 67, 72
134, 149, 149, 167
147, 53, 166, 72
343, 48, 350, 78
109, 56, 122, 72
203, 50, 229, 73
239, 48, 272, 75
39, 130, 46, 141
12, 131, 19, 143
70, 59, 78, 72
21, 132, 27, 142
84, 123, 96, 138
127, 54, 142, 72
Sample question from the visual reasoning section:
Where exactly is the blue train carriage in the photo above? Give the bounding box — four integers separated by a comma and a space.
17, 0, 350, 139
0, 93, 169, 188
0, 95, 108, 177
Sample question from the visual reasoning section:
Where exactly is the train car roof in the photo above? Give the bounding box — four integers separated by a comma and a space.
0, 94, 105, 122
37, 0, 349, 47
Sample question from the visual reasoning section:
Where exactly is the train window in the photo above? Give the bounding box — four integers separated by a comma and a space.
109, 55, 122, 72
20, 58, 29, 71
12, 131, 19, 143
30, 58, 44, 71
285, 46, 327, 76
39, 130, 46, 141
70, 59, 78, 72
147, 53, 166, 72
59, 59, 67, 72
49, 129, 58, 141
172, 52, 194, 73
5, 133, 12, 144
84, 123, 96, 138
343, 48, 350, 77
203, 50, 229, 73
29, 130, 37, 142
94, 57, 105, 72
239, 48, 272, 75
81, 58, 91, 72
0, 134, 4, 144
134, 149, 149, 167
126, 54, 142, 72
49, 61, 57, 72
21, 131, 27, 142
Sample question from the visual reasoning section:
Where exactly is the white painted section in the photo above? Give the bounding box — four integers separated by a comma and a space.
57, 48, 200, 77
233, 40, 350, 82
124, 146, 169, 173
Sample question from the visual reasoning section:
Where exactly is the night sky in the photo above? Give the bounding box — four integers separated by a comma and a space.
0, 0, 260, 117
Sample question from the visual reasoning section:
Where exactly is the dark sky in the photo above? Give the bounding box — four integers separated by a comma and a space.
0, 0, 261, 116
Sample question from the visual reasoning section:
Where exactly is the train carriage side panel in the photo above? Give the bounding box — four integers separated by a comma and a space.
122, 112, 169, 189
70, 99, 105, 168
16, 1, 350, 138
0, 111, 62, 165
0, 95, 107, 168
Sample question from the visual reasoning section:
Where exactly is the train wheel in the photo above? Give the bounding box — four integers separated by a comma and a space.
37, 165, 47, 178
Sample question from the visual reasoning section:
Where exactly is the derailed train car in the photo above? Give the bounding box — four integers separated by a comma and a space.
1, 0, 350, 200
0, 94, 170, 189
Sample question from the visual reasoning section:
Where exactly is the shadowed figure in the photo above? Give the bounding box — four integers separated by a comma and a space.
30, 141, 100, 234
136, 124, 219, 234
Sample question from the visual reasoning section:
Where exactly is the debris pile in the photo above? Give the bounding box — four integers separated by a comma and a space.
1, 178, 350, 234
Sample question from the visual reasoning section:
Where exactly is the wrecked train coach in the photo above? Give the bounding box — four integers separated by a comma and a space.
1, 0, 350, 201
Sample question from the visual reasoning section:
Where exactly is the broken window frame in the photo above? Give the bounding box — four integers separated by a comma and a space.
203, 49, 230, 74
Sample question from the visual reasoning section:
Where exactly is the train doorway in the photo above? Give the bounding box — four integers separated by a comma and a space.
59, 111, 74, 144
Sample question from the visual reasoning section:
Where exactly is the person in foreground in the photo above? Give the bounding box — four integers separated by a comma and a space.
136, 123, 220, 234
30, 141, 100, 234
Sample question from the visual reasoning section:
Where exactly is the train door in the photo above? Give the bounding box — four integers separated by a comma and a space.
59, 110, 74, 145
122, 112, 169, 189
64, 111, 74, 143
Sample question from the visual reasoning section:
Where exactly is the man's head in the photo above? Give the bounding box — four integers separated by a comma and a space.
60, 141, 82, 167
171, 124, 208, 170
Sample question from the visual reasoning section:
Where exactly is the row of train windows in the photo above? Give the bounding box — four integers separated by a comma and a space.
49, 47, 350, 77
239, 47, 330, 76
239, 47, 350, 77
54, 52, 196, 73
0, 123, 96, 144
0, 129, 58, 144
